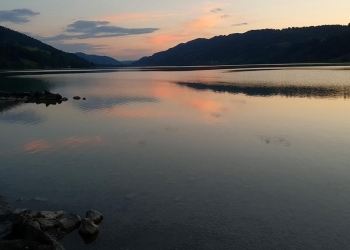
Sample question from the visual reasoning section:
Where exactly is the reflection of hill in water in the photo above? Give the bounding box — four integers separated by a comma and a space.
0, 75, 54, 93
175, 81, 350, 99
0, 101, 23, 113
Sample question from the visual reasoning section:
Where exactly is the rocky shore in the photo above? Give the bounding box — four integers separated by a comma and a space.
0, 196, 103, 250
0, 91, 68, 105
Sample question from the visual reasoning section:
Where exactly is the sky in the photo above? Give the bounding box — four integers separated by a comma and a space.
0, 0, 349, 60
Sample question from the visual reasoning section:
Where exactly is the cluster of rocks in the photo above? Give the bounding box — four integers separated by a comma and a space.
0, 91, 68, 105
73, 96, 86, 100
0, 196, 103, 249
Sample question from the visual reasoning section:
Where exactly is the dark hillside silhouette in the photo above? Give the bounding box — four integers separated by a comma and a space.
75, 52, 123, 67
134, 25, 350, 66
0, 26, 92, 69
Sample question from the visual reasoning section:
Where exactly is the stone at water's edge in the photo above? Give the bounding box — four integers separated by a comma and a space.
36, 218, 59, 231
67, 213, 82, 226
73, 96, 81, 100
86, 209, 103, 224
1, 195, 103, 247
37, 211, 66, 220
58, 219, 76, 233
79, 218, 99, 235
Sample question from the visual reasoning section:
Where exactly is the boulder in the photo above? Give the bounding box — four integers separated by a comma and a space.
13, 208, 28, 215
61, 97, 68, 101
36, 218, 59, 231
73, 96, 81, 100
67, 213, 81, 226
37, 211, 66, 220
0, 196, 10, 216
86, 209, 103, 224
28, 210, 39, 218
78, 218, 99, 236
58, 219, 76, 233
0, 219, 12, 240
82, 97, 86, 100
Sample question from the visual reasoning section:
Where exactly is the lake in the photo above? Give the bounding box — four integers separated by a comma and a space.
1, 66, 350, 249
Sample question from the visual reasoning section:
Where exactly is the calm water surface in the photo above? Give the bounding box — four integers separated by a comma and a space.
1, 66, 350, 249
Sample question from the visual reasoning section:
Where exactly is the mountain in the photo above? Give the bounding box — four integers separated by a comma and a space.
120, 60, 136, 65
133, 24, 350, 66
75, 52, 123, 66
0, 26, 93, 69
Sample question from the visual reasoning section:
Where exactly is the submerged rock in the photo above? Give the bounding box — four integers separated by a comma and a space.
86, 210, 103, 224
73, 96, 81, 100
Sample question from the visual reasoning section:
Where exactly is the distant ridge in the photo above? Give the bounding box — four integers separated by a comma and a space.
133, 24, 350, 66
0, 26, 92, 69
75, 52, 123, 67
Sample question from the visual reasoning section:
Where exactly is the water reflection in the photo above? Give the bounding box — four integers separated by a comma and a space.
23, 136, 103, 154
0, 110, 46, 125
175, 81, 350, 99
73, 96, 158, 113
0, 75, 55, 93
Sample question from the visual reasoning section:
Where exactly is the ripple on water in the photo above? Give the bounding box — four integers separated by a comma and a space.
0, 109, 46, 125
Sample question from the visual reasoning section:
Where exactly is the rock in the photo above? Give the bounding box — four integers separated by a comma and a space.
61, 97, 68, 101
36, 218, 59, 231
33, 197, 48, 202
32, 221, 41, 230
82, 97, 86, 100
58, 219, 76, 233
67, 213, 81, 226
73, 96, 81, 100
37, 211, 66, 219
0, 239, 64, 250
11, 220, 64, 250
0, 196, 10, 216
0, 219, 12, 240
13, 208, 28, 215
79, 218, 99, 235
80, 231, 99, 244
86, 209, 103, 224
28, 210, 39, 218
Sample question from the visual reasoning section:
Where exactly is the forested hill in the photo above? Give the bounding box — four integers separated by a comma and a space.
75, 52, 123, 66
133, 25, 350, 66
0, 26, 93, 69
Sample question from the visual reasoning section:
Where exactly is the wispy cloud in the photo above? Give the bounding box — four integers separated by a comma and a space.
0, 8, 39, 23
210, 8, 223, 13
232, 22, 248, 27
41, 20, 159, 41
46, 42, 107, 53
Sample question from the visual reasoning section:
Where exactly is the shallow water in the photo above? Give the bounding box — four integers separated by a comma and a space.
1, 66, 350, 249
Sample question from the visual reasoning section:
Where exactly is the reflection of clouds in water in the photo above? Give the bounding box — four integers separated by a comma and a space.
260, 136, 291, 146
23, 136, 103, 154
0, 110, 46, 125
23, 140, 50, 154
153, 83, 227, 121
73, 96, 158, 112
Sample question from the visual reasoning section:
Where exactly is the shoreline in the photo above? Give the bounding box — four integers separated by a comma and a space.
0, 195, 103, 250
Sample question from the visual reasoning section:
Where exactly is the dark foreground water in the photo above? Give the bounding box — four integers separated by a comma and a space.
1, 66, 350, 249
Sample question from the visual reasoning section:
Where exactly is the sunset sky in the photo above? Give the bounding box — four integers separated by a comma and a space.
0, 0, 349, 60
